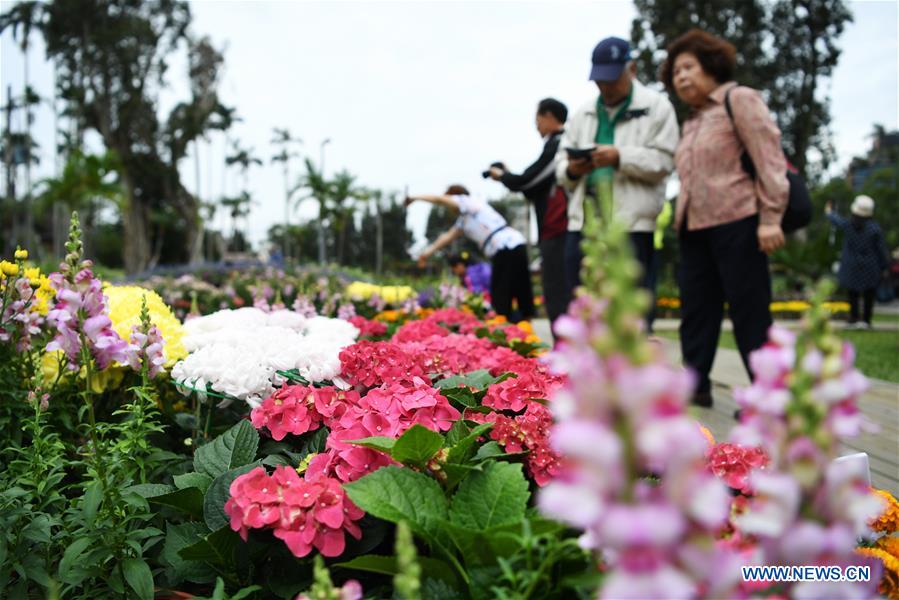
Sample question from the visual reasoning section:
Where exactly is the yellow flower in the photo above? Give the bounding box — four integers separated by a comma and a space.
14, 248, 28, 260
22, 267, 54, 315
516, 320, 534, 335
1, 260, 18, 277
104, 285, 188, 365
346, 281, 415, 304
871, 489, 899, 534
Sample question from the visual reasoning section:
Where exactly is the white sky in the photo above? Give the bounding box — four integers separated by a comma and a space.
2, 0, 897, 251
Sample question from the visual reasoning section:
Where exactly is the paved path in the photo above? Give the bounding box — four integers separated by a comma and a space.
531, 318, 899, 496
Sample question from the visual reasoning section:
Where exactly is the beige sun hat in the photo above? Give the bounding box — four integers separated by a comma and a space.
851, 195, 875, 217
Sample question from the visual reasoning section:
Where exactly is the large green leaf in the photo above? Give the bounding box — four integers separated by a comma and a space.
193, 420, 259, 478
345, 436, 397, 454
435, 369, 508, 391
174, 472, 214, 494
178, 526, 239, 567
343, 467, 448, 544
449, 462, 529, 531
81, 481, 103, 527
392, 425, 444, 465
58, 538, 92, 585
161, 522, 216, 584
148, 487, 205, 519
122, 558, 154, 600
203, 461, 262, 531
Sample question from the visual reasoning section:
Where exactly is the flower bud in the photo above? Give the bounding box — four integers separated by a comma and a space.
14, 248, 28, 260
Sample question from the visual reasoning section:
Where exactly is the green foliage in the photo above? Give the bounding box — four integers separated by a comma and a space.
192, 420, 260, 479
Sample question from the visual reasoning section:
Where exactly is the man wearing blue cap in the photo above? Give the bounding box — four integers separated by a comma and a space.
556, 36, 679, 306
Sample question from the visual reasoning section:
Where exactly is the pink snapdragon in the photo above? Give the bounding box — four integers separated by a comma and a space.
46, 269, 131, 370
225, 466, 363, 558
0, 275, 44, 351
127, 323, 167, 379
728, 317, 884, 597
539, 290, 739, 598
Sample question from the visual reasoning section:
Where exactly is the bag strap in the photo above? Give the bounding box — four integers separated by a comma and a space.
481, 224, 509, 254
723, 85, 758, 179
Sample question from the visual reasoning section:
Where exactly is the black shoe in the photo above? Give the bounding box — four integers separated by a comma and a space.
691, 392, 713, 408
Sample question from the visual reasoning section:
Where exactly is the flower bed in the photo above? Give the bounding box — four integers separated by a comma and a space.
2, 212, 897, 599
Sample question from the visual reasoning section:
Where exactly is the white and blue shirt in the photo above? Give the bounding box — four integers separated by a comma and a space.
452, 194, 525, 259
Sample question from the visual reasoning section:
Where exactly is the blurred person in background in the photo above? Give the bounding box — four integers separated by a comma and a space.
407, 185, 534, 320
826, 196, 889, 329
448, 251, 492, 295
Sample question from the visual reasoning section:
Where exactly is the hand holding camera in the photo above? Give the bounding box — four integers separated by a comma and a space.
481, 161, 506, 179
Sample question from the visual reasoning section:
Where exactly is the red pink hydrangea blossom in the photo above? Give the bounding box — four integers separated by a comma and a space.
707, 443, 769, 494
224, 465, 363, 558
347, 315, 387, 339
338, 340, 424, 387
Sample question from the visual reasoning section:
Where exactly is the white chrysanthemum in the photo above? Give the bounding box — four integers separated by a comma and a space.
172, 308, 357, 407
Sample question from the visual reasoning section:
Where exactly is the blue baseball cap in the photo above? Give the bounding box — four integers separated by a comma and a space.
589, 37, 632, 82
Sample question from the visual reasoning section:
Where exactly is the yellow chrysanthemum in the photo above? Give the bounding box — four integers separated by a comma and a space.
345, 281, 415, 304
872, 489, 899, 534
0, 260, 18, 277
104, 285, 187, 365
40, 350, 124, 392
14, 248, 28, 260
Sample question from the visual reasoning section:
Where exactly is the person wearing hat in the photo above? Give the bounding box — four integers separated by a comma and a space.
826, 195, 889, 329
555, 36, 679, 304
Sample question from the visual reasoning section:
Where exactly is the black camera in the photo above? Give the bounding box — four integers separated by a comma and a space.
481, 161, 505, 179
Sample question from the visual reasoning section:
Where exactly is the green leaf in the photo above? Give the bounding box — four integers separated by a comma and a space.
446, 422, 494, 465
21, 514, 52, 544
450, 462, 529, 531
345, 435, 397, 454
81, 481, 103, 527
392, 424, 444, 465
443, 463, 481, 491
193, 420, 259, 478
122, 558, 154, 600
298, 427, 329, 457
126, 483, 175, 498
174, 472, 214, 494
471, 441, 524, 462
178, 527, 239, 567
335, 554, 460, 587
203, 462, 261, 531
444, 420, 471, 447
435, 369, 499, 391
162, 522, 216, 584
440, 387, 480, 408
149, 487, 205, 519
58, 538, 92, 584
20, 554, 50, 587
343, 466, 448, 544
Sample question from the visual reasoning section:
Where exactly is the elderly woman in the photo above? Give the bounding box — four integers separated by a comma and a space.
826, 196, 889, 329
407, 185, 534, 320
661, 29, 788, 407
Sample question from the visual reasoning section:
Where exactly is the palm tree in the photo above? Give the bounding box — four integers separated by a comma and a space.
224, 141, 262, 250
329, 170, 366, 265
270, 128, 302, 261
292, 158, 331, 265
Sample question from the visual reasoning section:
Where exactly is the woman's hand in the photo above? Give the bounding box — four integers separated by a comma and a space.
416, 253, 429, 269
757, 223, 785, 254
567, 157, 592, 178
404, 196, 416, 207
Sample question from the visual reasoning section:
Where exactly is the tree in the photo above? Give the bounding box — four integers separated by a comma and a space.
631, 0, 852, 179
293, 157, 331, 265
223, 141, 261, 252
329, 170, 366, 265
1, 0, 236, 272
270, 128, 302, 261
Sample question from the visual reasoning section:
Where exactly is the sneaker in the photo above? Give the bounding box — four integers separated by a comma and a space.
857, 322, 872, 330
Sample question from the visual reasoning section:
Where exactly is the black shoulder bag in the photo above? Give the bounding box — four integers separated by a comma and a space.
724, 87, 812, 234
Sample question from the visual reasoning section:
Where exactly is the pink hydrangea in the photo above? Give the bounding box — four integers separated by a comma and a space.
225, 466, 363, 558
347, 315, 387, 338
707, 443, 769, 494
391, 318, 449, 343
488, 403, 562, 486
339, 340, 424, 387
483, 370, 563, 413
251, 385, 326, 441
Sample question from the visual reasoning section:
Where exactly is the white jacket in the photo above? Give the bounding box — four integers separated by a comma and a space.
555, 80, 679, 232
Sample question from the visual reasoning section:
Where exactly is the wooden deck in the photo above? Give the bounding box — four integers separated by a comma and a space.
531, 319, 899, 496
